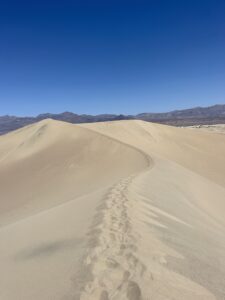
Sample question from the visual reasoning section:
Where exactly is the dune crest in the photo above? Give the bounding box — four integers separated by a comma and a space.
0, 120, 225, 299
0, 119, 147, 226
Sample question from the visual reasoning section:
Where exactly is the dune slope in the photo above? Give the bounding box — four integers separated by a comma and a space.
0, 119, 147, 226
0, 120, 225, 300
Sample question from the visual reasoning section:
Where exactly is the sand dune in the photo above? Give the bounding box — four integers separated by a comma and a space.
0, 120, 225, 299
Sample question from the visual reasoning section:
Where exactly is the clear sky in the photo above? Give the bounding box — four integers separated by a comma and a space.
0, 0, 225, 116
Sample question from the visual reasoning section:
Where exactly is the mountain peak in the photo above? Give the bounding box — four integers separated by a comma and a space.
1, 104, 225, 135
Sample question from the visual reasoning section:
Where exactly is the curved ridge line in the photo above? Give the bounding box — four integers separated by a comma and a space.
73, 124, 155, 299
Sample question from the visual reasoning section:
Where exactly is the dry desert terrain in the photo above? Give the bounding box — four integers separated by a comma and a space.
0, 120, 225, 300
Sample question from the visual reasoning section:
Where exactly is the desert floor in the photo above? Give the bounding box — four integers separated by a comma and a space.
0, 120, 225, 300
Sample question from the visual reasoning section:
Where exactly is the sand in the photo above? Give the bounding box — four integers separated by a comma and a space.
189, 124, 225, 135
0, 119, 225, 299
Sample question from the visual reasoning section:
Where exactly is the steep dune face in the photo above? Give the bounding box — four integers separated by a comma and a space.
0, 120, 225, 300
82, 120, 225, 187
0, 119, 147, 225
79, 121, 225, 299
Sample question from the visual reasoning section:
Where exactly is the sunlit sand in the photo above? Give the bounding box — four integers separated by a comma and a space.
0, 119, 225, 299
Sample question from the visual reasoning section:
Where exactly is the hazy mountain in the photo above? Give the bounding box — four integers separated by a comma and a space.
0, 104, 225, 135
137, 104, 225, 125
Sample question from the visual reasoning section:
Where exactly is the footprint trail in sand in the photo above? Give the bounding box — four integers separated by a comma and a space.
80, 175, 146, 300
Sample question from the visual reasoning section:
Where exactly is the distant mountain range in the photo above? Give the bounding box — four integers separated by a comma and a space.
1, 104, 225, 135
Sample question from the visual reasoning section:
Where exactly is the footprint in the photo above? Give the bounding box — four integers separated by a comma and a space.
126, 281, 142, 300
123, 270, 130, 280
78, 176, 144, 300
99, 290, 109, 300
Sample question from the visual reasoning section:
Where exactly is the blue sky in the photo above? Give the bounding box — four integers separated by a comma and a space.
0, 0, 225, 116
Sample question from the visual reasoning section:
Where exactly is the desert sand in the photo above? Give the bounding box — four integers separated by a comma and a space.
0, 119, 225, 300
189, 124, 225, 135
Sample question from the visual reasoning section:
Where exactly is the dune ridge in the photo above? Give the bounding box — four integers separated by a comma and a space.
0, 119, 147, 226
0, 120, 225, 299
